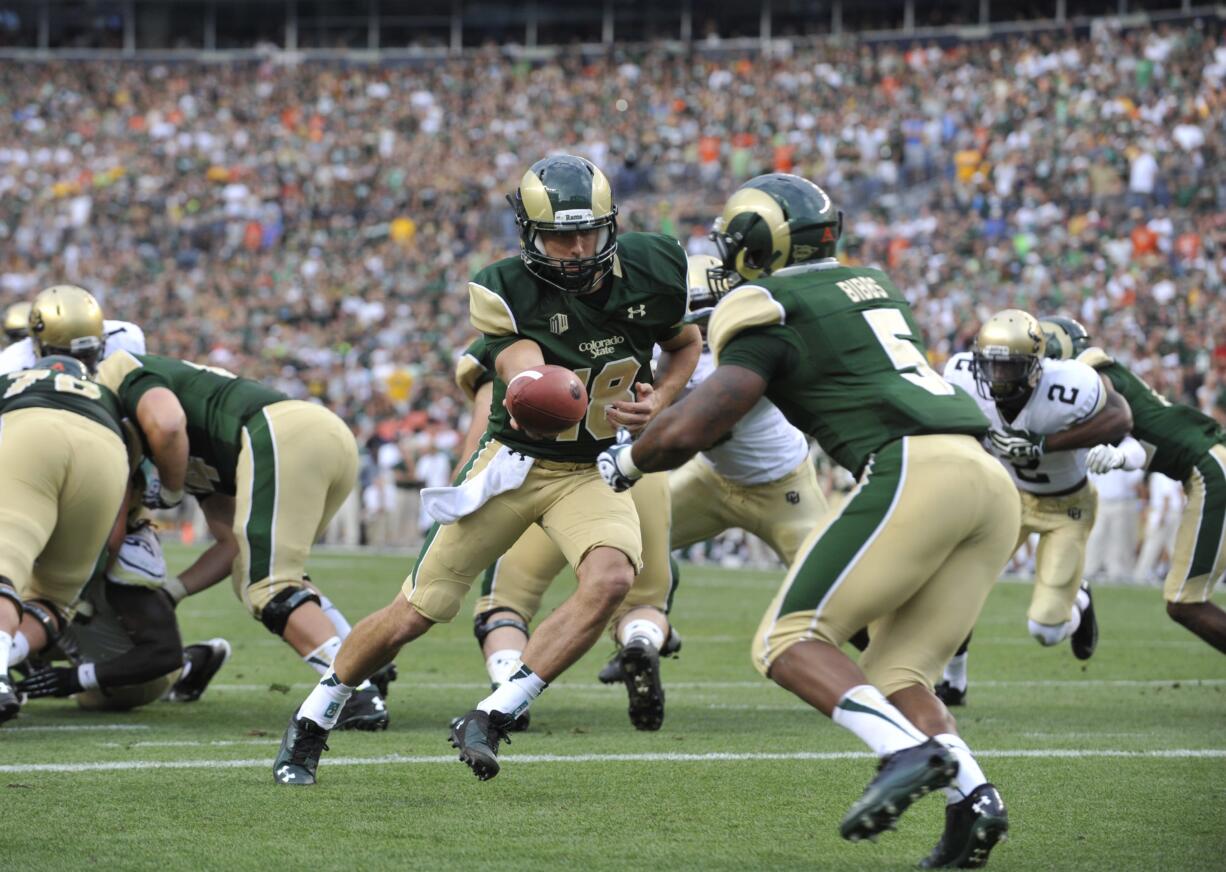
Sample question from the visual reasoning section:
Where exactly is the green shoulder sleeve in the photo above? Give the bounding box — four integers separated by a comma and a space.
96, 350, 168, 414
455, 337, 494, 402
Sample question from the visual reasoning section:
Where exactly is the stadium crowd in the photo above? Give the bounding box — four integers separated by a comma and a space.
1, 17, 1223, 572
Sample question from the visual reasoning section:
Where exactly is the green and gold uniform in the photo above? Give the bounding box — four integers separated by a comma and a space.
407, 233, 688, 622
709, 263, 1021, 694
455, 336, 675, 631
96, 352, 358, 620
0, 367, 129, 611
1080, 347, 1226, 604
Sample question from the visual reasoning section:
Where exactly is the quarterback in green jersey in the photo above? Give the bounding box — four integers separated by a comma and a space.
1042, 317, 1226, 655
0, 356, 131, 725
276, 154, 700, 787
96, 351, 390, 731
600, 174, 1017, 867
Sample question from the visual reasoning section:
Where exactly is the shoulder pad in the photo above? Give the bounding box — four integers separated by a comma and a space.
708, 285, 786, 362
1076, 346, 1113, 370
95, 349, 144, 393
468, 282, 518, 337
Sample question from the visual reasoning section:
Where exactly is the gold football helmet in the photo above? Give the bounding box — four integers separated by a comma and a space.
973, 309, 1044, 401
29, 284, 105, 370
3, 301, 31, 343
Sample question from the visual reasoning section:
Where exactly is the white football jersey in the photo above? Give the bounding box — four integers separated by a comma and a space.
944, 352, 1105, 494
0, 319, 146, 375
682, 350, 811, 486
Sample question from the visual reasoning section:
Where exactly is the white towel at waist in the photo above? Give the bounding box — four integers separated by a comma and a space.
420, 444, 535, 524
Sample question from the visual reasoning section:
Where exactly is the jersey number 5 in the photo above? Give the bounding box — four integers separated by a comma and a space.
863, 309, 954, 396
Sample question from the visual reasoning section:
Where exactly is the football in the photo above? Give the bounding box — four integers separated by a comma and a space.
506, 365, 589, 435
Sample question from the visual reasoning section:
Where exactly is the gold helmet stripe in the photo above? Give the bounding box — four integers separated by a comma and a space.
721, 188, 791, 279
519, 170, 554, 223
589, 165, 613, 218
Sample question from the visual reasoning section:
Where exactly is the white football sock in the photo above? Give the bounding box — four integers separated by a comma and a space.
303, 635, 343, 676
485, 649, 523, 687
0, 631, 11, 674
318, 594, 352, 640
296, 670, 354, 729
937, 733, 988, 803
9, 631, 30, 668
477, 664, 547, 719
831, 685, 928, 757
942, 652, 969, 691
618, 618, 666, 651
1075, 586, 1090, 614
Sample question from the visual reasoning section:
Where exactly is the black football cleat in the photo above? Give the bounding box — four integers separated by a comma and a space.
598, 629, 682, 684
273, 715, 330, 786
1070, 583, 1098, 661
369, 662, 398, 699
449, 709, 513, 781
920, 783, 1009, 868
334, 686, 389, 731
839, 738, 959, 843
620, 637, 665, 731
934, 681, 967, 708
0, 671, 20, 725
166, 638, 231, 702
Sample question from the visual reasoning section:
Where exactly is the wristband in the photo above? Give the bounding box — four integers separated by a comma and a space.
163, 576, 190, 604
77, 662, 100, 691
615, 446, 642, 479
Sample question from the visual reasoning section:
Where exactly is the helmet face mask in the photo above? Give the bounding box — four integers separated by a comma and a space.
973, 309, 1045, 402
509, 155, 618, 295
1038, 316, 1091, 361
710, 173, 843, 284
29, 285, 105, 372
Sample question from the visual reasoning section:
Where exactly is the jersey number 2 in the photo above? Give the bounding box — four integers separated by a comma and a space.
863, 309, 954, 396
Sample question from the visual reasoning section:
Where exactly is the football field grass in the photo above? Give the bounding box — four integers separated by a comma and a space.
4, 544, 1225, 871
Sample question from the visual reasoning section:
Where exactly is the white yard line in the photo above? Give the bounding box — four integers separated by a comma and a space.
207, 677, 1226, 693
3, 724, 151, 733
2, 748, 1224, 775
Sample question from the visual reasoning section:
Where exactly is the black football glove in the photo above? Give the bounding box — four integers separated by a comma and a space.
17, 665, 83, 699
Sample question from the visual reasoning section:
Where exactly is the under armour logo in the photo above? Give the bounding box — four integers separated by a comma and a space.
278, 766, 296, 781
1068, 508, 1082, 520
972, 795, 993, 815
785, 491, 800, 505
627, 304, 646, 319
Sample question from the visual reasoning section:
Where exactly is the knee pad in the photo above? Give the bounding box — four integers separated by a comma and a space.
24, 598, 79, 662
259, 586, 321, 636
473, 609, 530, 648
0, 576, 22, 619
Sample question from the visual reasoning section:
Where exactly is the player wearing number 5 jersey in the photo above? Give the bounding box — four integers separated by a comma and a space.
599, 173, 1019, 867
274, 154, 700, 787
939, 311, 1132, 705
94, 352, 386, 729
0, 356, 131, 725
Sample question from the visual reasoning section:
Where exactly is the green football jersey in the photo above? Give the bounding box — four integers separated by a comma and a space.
1079, 347, 1224, 481
0, 366, 124, 439
468, 231, 688, 462
96, 351, 287, 496
710, 262, 989, 474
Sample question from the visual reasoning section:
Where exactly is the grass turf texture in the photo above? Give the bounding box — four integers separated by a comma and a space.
4, 545, 1225, 871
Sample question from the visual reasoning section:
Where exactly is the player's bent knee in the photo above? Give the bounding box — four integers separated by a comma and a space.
259, 586, 321, 636
1028, 618, 1070, 646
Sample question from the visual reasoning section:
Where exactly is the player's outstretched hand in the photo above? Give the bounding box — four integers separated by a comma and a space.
988, 428, 1045, 462
605, 383, 657, 435
597, 428, 640, 492
1086, 443, 1126, 474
